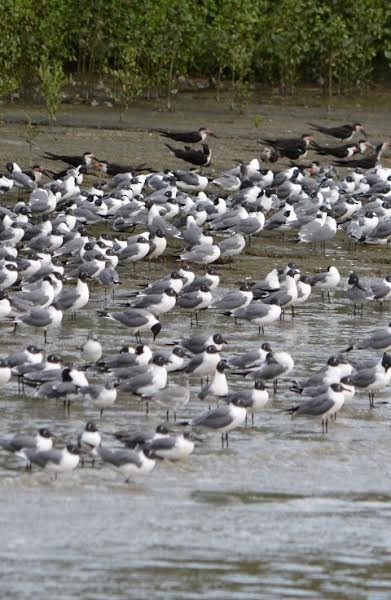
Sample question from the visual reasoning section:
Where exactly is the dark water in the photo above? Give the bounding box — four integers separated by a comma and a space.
1, 99, 391, 598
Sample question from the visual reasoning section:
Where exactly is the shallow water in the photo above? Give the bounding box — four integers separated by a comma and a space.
1, 100, 391, 598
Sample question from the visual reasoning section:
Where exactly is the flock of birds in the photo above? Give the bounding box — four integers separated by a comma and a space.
0, 118, 391, 483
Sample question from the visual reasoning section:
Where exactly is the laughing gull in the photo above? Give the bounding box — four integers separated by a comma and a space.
226, 300, 281, 334
0, 427, 54, 465
345, 322, 391, 353
134, 271, 185, 297
345, 272, 374, 316
290, 356, 352, 393
155, 347, 189, 373
128, 287, 177, 316
113, 424, 171, 448
80, 381, 117, 417
309, 265, 340, 302
228, 343, 273, 370
96, 345, 151, 371
15, 353, 62, 381
118, 354, 168, 396
5, 344, 44, 368
349, 352, 391, 407
182, 267, 220, 293
260, 269, 299, 316
182, 345, 221, 381
142, 374, 190, 421
35, 367, 86, 410
284, 382, 347, 433
198, 359, 229, 401
211, 282, 253, 311
80, 334, 103, 363
222, 379, 269, 424
251, 268, 280, 295
371, 276, 391, 308
179, 242, 221, 265
238, 351, 294, 392
177, 284, 213, 324
175, 332, 227, 355
97, 446, 159, 481
218, 234, 246, 259
98, 307, 162, 343
0, 263, 18, 290
56, 274, 90, 315
77, 421, 102, 465
143, 431, 198, 460
14, 302, 63, 343
182, 397, 247, 447
24, 444, 81, 477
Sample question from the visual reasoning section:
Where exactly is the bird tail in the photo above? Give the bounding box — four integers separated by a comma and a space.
281, 405, 300, 414
310, 140, 326, 154
343, 345, 354, 353
289, 382, 303, 394
307, 122, 323, 132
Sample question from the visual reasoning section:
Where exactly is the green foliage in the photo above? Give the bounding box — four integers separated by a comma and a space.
38, 57, 66, 126
0, 0, 389, 106
105, 46, 143, 121
23, 112, 41, 166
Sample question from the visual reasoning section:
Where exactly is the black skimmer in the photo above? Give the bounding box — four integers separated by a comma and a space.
157, 127, 216, 143
165, 143, 211, 166
307, 122, 366, 141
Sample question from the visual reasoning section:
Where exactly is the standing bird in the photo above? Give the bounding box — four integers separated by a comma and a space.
182, 397, 247, 448
97, 446, 159, 482
157, 127, 216, 144
165, 144, 211, 167
24, 444, 81, 478
307, 122, 366, 141
77, 421, 102, 465
284, 382, 347, 433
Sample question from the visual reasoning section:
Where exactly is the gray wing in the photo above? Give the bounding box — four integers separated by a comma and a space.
0, 435, 35, 452
20, 308, 52, 327
236, 303, 271, 318
179, 293, 202, 309
296, 396, 334, 416
80, 384, 102, 399
192, 406, 232, 428
262, 290, 291, 306
133, 295, 160, 309
309, 272, 327, 284
253, 362, 284, 380
57, 290, 80, 310
119, 370, 153, 392
358, 330, 391, 350
147, 437, 176, 451
229, 351, 263, 368
98, 447, 141, 467
213, 292, 245, 310
185, 355, 203, 372
110, 309, 149, 327
26, 448, 62, 467
351, 369, 376, 387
